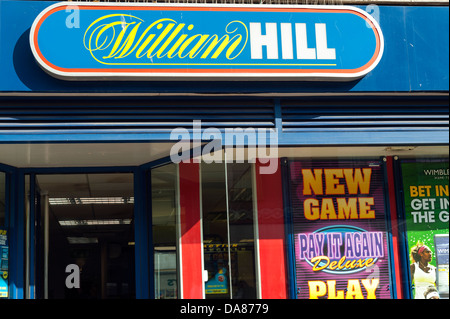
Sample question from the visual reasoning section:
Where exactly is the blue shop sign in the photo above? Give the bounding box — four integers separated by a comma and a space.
30, 2, 383, 81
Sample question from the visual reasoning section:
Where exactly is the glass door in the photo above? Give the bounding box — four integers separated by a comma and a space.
32, 173, 136, 299
26, 174, 43, 299
150, 163, 180, 299
201, 162, 258, 299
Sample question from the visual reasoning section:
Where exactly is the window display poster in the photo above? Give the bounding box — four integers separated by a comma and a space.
401, 161, 449, 299
0, 229, 8, 298
289, 160, 392, 299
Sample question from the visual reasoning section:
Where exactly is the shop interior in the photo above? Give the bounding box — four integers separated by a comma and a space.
35, 173, 135, 299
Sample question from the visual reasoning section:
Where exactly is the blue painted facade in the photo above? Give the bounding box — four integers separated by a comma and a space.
0, 1, 448, 93
0, 1, 448, 300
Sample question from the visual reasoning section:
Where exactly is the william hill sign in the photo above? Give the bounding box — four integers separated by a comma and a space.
30, 3, 384, 81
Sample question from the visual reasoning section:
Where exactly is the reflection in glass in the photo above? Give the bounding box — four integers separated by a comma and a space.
227, 163, 257, 299
202, 163, 230, 299
0, 172, 8, 299
36, 173, 135, 299
152, 164, 179, 299
202, 162, 257, 299
0, 172, 5, 227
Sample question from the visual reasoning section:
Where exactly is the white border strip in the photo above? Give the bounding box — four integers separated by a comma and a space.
198, 161, 206, 299
252, 163, 263, 299
175, 163, 183, 299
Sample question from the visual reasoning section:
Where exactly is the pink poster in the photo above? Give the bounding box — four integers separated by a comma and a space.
289, 160, 392, 299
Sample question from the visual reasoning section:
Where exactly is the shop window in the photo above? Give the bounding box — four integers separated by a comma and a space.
0, 172, 5, 226
202, 162, 258, 299
0, 172, 8, 299
399, 159, 449, 299
286, 159, 392, 299
34, 173, 136, 299
152, 164, 179, 299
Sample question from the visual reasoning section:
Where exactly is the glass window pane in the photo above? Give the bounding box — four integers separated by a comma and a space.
202, 162, 257, 299
152, 164, 179, 299
227, 163, 257, 299
37, 173, 135, 299
202, 163, 231, 299
0, 172, 8, 299
400, 159, 449, 299
289, 159, 392, 299
0, 172, 5, 227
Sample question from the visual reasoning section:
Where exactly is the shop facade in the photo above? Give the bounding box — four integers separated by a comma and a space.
0, 0, 448, 300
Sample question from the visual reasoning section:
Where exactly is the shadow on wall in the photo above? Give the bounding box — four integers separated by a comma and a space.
13, 28, 99, 91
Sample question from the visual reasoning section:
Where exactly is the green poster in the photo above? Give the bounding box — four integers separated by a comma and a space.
401, 161, 449, 299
